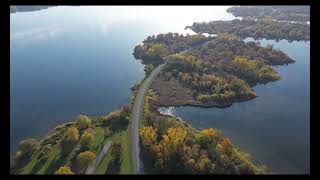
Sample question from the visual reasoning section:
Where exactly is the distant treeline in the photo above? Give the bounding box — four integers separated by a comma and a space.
186, 19, 310, 41
227, 6, 310, 23
10, 6, 56, 14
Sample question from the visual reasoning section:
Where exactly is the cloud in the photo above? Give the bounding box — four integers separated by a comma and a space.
10, 24, 64, 41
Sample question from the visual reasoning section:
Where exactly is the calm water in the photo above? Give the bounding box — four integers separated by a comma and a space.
10, 6, 309, 174
159, 38, 310, 174
10, 6, 235, 151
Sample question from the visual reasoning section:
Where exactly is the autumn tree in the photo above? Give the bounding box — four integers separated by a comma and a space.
162, 127, 187, 155
77, 114, 91, 130
140, 126, 157, 148
195, 154, 213, 173
55, 166, 74, 174
196, 128, 222, 149
67, 126, 79, 142
60, 126, 79, 156
80, 131, 93, 150
39, 144, 52, 159
17, 138, 40, 159
77, 151, 96, 172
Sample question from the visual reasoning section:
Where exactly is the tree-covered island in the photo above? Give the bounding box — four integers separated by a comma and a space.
186, 19, 310, 42
133, 32, 294, 107
226, 6, 310, 23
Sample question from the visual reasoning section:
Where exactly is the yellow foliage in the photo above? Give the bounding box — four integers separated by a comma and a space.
217, 32, 240, 41
81, 131, 94, 148
147, 44, 169, 58
200, 128, 219, 138
77, 114, 91, 130
161, 127, 187, 157
55, 166, 74, 174
77, 151, 96, 170
140, 126, 157, 147
67, 126, 79, 142
195, 155, 212, 172
107, 111, 121, 121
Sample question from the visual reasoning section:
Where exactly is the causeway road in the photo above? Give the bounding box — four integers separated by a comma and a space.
131, 63, 166, 174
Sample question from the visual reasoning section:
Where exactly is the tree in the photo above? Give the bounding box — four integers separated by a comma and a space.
145, 64, 154, 76
77, 151, 96, 172
161, 127, 187, 159
80, 131, 93, 149
55, 166, 74, 174
195, 155, 213, 173
140, 126, 157, 148
60, 127, 79, 156
18, 138, 40, 159
104, 127, 112, 138
146, 44, 169, 59
106, 142, 122, 173
39, 144, 52, 159
133, 45, 145, 59
67, 126, 79, 142
197, 128, 222, 149
221, 138, 234, 154
77, 114, 91, 130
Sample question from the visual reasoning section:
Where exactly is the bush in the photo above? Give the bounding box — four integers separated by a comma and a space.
18, 138, 40, 159
77, 151, 96, 172
55, 166, 74, 174
80, 131, 94, 150
77, 114, 91, 130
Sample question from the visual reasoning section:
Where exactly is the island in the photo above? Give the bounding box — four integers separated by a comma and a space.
227, 6, 310, 23
133, 32, 294, 108
186, 19, 310, 42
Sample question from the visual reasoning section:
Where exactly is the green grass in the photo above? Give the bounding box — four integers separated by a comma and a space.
93, 127, 133, 174
19, 152, 41, 174
93, 138, 112, 174
17, 115, 133, 174
36, 143, 62, 174
91, 127, 105, 154
119, 128, 133, 174
20, 143, 62, 174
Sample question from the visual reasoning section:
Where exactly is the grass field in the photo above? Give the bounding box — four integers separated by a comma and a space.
20, 143, 62, 174
91, 127, 105, 154
16, 116, 133, 174
93, 127, 133, 174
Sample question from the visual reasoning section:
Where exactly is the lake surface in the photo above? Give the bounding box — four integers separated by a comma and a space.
159, 38, 310, 174
10, 6, 309, 174
10, 6, 235, 152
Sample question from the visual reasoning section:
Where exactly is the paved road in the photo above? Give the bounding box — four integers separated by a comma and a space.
130, 41, 207, 174
131, 63, 166, 174
86, 140, 112, 174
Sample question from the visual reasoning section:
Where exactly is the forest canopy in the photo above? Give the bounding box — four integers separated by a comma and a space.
186, 19, 310, 41
227, 6, 310, 23
134, 32, 294, 107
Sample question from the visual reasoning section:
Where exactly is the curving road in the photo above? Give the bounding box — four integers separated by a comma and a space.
130, 42, 206, 174
131, 63, 166, 174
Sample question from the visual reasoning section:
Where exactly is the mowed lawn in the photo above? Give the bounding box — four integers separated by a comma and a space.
17, 123, 133, 174
94, 127, 133, 174
19, 126, 106, 174
20, 143, 62, 174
